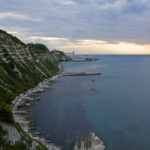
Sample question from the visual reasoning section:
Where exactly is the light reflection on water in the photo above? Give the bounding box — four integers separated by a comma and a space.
31, 55, 150, 150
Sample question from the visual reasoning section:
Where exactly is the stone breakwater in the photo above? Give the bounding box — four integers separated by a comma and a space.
71, 58, 99, 62
11, 74, 62, 150
62, 72, 101, 76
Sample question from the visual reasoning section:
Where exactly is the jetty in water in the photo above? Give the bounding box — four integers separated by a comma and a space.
61, 72, 101, 76
71, 57, 99, 62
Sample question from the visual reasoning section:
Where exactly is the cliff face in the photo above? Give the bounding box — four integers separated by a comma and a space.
0, 30, 70, 150
0, 30, 70, 122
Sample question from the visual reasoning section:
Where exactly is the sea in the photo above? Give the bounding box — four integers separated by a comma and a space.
30, 55, 150, 150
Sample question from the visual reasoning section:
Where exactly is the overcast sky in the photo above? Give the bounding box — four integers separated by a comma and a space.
1, 0, 150, 54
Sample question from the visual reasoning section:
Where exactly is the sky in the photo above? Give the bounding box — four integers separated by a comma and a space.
0, 0, 150, 54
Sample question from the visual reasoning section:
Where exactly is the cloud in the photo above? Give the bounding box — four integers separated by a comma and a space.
76, 39, 107, 45
60, 39, 150, 54
30, 36, 68, 41
53, 0, 75, 5
1, 0, 150, 53
95, 0, 127, 10
0, 12, 40, 21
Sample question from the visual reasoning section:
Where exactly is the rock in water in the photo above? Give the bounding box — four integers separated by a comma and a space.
73, 133, 105, 150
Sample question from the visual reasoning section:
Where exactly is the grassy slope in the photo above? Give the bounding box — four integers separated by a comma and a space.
0, 30, 70, 150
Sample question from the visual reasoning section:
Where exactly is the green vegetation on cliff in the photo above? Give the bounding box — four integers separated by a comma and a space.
0, 31, 70, 123
0, 30, 70, 150
0, 30, 71, 150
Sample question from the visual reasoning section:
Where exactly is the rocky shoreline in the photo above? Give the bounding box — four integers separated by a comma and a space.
11, 74, 62, 150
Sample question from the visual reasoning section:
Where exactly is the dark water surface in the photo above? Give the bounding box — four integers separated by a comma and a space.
31, 55, 150, 150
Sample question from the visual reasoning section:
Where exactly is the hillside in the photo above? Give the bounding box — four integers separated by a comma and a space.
0, 30, 71, 150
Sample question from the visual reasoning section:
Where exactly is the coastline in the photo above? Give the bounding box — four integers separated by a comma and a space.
11, 60, 105, 150
11, 74, 62, 150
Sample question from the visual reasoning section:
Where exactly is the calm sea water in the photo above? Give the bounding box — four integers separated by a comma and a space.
30, 55, 150, 150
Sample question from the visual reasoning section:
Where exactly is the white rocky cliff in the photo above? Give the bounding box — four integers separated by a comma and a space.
73, 133, 105, 150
